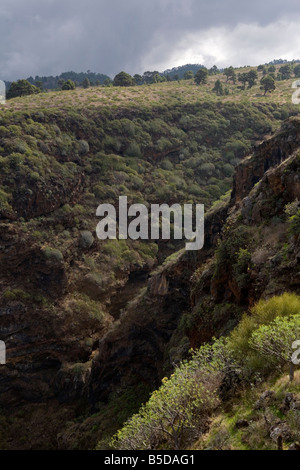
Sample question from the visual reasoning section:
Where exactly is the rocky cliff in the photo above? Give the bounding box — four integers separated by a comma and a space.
89, 116, 300, 409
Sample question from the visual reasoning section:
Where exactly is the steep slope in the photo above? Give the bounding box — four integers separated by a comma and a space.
89, 117, 300, 434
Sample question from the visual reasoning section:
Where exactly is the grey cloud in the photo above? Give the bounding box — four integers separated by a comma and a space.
1, 0, 300, 80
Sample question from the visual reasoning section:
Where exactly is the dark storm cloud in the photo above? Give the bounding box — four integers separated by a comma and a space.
1, 0, 300, 80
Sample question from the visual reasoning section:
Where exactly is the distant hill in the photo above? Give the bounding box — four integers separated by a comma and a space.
266, 58, 300, 65
4, 59, 300, 92
4, 70, 111, 91
161, 63, 205, 79
27, 71, 111, 89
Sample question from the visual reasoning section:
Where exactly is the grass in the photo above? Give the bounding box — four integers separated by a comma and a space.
3, 64, 298, 114
194, 370, 300, 450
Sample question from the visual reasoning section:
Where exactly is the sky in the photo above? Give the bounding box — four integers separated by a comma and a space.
1, 0, 300, 81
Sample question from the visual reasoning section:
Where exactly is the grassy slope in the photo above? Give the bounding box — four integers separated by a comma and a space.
194, 371, 300, 450
3, 65, 297, 112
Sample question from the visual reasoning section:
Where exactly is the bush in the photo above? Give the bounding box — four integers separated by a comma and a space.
228, 293, 300, 365
7, 80, 41, 99
249, 314, 300, 380
79, 230, 94, 249
62, 80, 76, 90
125, 142, 142, 158
69, 295, 105, 321
78, 140, 90, 155
112, 359, 220, 450
41, 246, 64, 262
289, 208, 300, 236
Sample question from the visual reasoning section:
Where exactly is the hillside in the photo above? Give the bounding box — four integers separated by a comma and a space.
0, 64, 300, 450
5, 64, 297, 112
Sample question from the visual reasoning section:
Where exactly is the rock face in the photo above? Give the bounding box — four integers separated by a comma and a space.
89, 117, 300, 405
231, 118, 300, 204
89, 253, 195, 405
88, 203, 231, 407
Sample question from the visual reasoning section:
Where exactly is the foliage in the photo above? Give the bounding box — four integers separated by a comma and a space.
184, 70, 194, 80
228, 293, 300, 366
232, 247, 252, 289
213, 79, 224, 96
113, 71, 135, 87
112, 357, 220, 450
41, 246, 64, 262
62, 79, 76, 90
7, 80, 41, 99
294, 64, 300, 78
194, 68, 208, 85
79, 230, 94, 249
112, 293, 300, 450
224, 66, 236, 83
249, 315, 300, 380
82, 78, 90, 89
279, 64, 293, 80
289, 208, 300, 236
260, 75, 276, 95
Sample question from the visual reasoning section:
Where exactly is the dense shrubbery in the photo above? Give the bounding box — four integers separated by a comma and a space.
112, 293, 300, 450
0, 99, 288, 222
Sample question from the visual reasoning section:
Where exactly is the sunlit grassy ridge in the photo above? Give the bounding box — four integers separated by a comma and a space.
2, 65, 297, 113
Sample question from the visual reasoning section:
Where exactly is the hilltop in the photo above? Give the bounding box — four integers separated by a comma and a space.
4, 63, 299, 112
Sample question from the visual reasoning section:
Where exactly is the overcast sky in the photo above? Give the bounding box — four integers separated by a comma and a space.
1, 0, 300, 80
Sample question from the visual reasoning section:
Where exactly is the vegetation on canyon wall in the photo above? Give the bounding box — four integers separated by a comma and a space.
0, 64, 300, 450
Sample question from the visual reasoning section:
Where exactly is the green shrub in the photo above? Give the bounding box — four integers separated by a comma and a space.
289, 208, 300, 236
249, 314, 300, 380
79, 230, 94, 249
125, 142, 142, 158
228, 293, 300, 363
112, 357, 220, 450
2, 289, 31, 301
69, 295, 105, 321
41, 246, 64, 262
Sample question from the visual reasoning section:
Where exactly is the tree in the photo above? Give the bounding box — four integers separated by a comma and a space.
57, 78, 65, 89
103, 78, 112, 87
268, 65, 276, 73
249, 315, 300, 381
113, 71, 135, 87
151, 73, 166, 84
62, 79, 76, 90
224, 66, 236, 83
238, 72, 248, 90
279, 64, 293, 80
34, 80, 43, 90
260, 75, 276, 95
294, 64, 300, 78
82, 77, 90, 89
142, 71, 160, 84
247, 70, 258, 88
7, 80, 41, 99
133, 74, 144, 85
213, 79, 224, 95
209, 65, 219, 76
194, 68, 208, 85
184, 70, 194, 80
